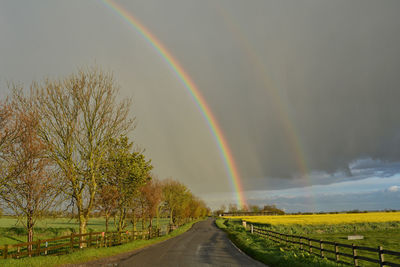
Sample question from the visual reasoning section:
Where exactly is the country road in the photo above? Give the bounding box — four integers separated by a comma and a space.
116, 218, 265, 267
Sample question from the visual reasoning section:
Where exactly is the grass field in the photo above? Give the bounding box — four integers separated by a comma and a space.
0, 216, 170, 245
223, 212, 400, 266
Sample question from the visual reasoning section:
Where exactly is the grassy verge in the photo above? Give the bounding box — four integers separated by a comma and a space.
216, 218, 341, 267
250, 221, 400, 266
1, 218, 204, 267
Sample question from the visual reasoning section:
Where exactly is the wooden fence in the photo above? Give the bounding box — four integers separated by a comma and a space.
0, 228, 162, 260
247, 223, 400, 267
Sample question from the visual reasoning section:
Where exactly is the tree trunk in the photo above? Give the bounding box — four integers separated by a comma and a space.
156, 207, 160, 229
169, 209, 173, 225
132, 213, 136, 231
105, 214, 109, 233
27, 210, 34, 256
79, 214, 87, 234
117, 208, 126, 232
149, 216, 153, 238
78, 213, 87, 249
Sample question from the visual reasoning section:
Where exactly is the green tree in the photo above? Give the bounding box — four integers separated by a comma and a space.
101, 137, 152, 232
162, 179, 190, 225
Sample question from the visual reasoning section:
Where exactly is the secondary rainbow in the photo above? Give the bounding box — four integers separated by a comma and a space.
102, 0, 247, 208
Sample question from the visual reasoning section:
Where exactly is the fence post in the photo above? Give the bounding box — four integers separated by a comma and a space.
45, 241, 48, 255
251, 224, 254, 234
335, 242, 339, 262
17, 246, 21, 258
352, 243, 358, 266
36, 239, 41, 256
70, 233, 74, 251
320, 240, 324, 258
378, 246, 385, 267
3, 244, 8, 259
88, 232, 92, 248
309, 239, 312, 254
300, 237, 303, 251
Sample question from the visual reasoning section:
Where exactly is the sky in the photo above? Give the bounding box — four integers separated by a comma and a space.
1, 0, 400, 211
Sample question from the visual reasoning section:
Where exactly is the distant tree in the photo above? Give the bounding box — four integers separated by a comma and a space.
249, 205, 261, 212
262, 204, 285, 215
240, 204, 249, 212
214, 204, 227, 216
228, 203, 238, 213
220, 204, 226, 213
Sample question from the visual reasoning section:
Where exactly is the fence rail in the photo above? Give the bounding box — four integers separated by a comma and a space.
0, 228, 163, 260
247, 222, 400, 267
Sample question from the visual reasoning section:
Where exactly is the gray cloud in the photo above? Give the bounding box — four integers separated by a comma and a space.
1, 0, 400, 195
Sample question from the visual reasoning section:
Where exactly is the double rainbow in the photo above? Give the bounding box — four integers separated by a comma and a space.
102, 0, 247, 208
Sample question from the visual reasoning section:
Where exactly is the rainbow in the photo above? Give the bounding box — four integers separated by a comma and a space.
102, 0, 247, 208
213, 4, 316, 210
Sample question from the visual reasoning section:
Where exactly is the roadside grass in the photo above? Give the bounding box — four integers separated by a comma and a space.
252, 221, 400, 266
216, 218, 342, 267
0, 216, 170, 245
1, 218, 204, 267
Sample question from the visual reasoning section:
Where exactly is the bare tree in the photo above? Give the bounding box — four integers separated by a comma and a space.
0, 96, 20, 187
34, 67, 133, 235
0, 89, 61, 253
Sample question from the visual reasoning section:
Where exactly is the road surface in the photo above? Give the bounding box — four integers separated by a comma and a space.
118, 218, 265, 267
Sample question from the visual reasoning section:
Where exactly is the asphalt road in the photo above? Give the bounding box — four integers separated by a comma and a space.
117, 218, 265, 267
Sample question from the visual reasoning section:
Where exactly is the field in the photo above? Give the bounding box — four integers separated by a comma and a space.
0, 216, 170, 246
227, 211, 400, 225
224, 212, 400, 266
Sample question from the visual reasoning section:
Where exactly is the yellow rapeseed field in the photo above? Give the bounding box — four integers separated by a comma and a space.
225, 212, 400, 225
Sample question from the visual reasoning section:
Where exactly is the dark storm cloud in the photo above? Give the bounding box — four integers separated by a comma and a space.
1, 0, 400, 195
186, 0, 400, 189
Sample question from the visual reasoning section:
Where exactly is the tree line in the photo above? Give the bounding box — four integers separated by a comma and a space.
214, 203, 285, 216
0, 67, 209, 249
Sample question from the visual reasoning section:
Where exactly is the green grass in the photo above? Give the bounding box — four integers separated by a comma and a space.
216, 218, 345, 267
0, 216, 170, 245
221, 219, 400, 267
1, 218, 204, 267
257, 221, 400, 266
308, 229, 400, 266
